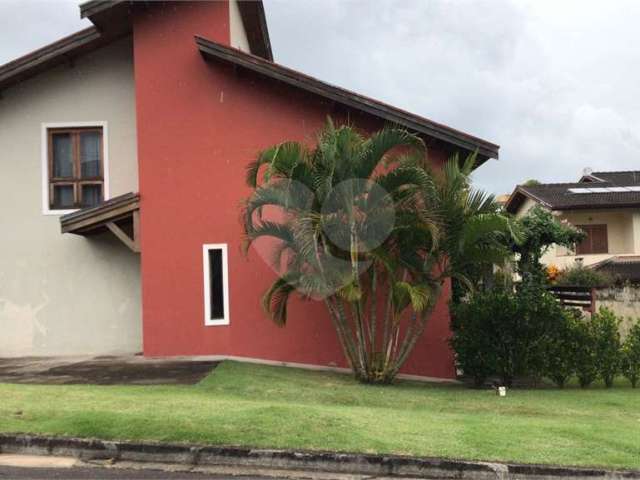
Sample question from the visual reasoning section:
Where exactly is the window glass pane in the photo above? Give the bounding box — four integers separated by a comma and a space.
52, 133, 73, 178
81, 184, 102, 208
208, 249, 225, 320
52, 185, 74, 209
80, 131, 101, 178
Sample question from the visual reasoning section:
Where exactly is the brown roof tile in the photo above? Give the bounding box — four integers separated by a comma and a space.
506, 171, 640, 213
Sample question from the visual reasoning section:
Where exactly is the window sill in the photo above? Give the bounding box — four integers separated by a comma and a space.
557, 252, 609, 257
205, 318, 230, 327
43, 208, 79, 216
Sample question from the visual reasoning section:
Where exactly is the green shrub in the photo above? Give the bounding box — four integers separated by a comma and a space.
555, 264, 613, 287
591, 307, 622, 388
451, 284, 562, 387
543, 309, 582, 388
621, 322, 640, 388
450, 290, 508, 387
573, 317, 599, 388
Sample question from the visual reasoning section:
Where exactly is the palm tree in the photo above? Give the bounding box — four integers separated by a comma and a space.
427, 154, 515, 301
242, 119, 509, 383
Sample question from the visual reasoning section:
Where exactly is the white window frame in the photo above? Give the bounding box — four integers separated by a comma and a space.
41, 121, 110, 215
203, 243, 230, 326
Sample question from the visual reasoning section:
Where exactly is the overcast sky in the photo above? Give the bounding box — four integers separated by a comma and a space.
1, 0, 638, 195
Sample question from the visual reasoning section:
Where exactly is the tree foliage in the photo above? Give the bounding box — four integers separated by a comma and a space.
542, 309, 583, 388
430, 155, 514, 301
522, 179, 541, 186
591, 307, 622, 388
512, 206, 585, 284
241, 119, 511, 383
622, 323, 640, 388
555, 264, 614, 287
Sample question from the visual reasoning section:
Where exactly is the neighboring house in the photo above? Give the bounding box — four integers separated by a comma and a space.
505, 170, 640, 282
0, 1, 499, 379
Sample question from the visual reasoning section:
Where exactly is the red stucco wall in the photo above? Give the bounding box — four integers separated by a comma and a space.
132, 1, 456, 378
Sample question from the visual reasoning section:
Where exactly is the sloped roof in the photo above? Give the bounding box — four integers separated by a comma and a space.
0, 2, 499, 164
581, 171, 640, 185
0, 27, 107, 91
196, 36, 500, 162
592, 255, 640, 283
505, 171, 640, 213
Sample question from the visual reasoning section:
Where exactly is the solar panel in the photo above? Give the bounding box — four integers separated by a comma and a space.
567, 186, 640, 194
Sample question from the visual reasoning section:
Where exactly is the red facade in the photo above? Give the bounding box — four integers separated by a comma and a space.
129, 2, 465, 379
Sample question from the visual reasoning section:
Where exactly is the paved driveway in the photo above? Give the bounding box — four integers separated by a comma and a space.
0, 355, 218, 385
0, 465, 275, 479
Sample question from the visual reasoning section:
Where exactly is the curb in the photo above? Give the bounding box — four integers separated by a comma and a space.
1, 434, 638, 479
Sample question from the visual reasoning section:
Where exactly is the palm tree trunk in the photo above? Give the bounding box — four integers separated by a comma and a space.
325, 296, 361, 376
388, 281, 444, 380
368, 268, 378, 363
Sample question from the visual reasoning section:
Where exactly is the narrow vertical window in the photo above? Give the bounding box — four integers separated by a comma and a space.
203, 244, 230, 326
47, 127, 104, 211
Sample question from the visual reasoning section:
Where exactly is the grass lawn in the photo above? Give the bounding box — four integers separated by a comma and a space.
1, 361, 639, 470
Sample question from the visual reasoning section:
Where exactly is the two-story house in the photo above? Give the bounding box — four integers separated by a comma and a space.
505, 170, 640, 282
0, 0, 499, 379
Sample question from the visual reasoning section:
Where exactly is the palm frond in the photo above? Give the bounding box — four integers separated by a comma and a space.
243, 180, 314, 222
355, 127, 425, 178
261, 276, 298, 326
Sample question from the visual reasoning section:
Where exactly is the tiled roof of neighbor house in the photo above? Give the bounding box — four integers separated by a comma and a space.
196, 36, 500, 162
592, 255, 640, 283
580, 171, 640, 185
505, 170, 640, 213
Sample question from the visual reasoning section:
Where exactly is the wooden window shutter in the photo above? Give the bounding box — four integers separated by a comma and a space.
591, 224, 608, 253
576, 224, 608, 255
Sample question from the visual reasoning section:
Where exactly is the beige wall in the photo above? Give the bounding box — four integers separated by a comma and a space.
550, 209, 638, 268
515, 200, 639, 269
0, 38, 141, 357
595, 287, 640, 338
514, 197, 539, 218
633, 212, 640, 253
229, 0, 251, 53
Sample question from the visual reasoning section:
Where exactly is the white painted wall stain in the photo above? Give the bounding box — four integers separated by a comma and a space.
0, 295, 48, 357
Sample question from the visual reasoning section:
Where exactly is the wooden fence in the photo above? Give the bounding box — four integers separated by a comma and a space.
547, 286, 596, 313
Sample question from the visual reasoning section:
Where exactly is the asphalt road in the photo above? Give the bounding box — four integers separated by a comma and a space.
0, 465, 278, 480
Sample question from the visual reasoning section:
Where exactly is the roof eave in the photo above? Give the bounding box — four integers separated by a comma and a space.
504, 186, 553, 214
195, 36, 499, 163
80, 0, 274, 61
551, 203, 640, 212
0, 27, 104, 91
79, 0, 131, 36
237, 0, 273, 61
79, 0, 124, 19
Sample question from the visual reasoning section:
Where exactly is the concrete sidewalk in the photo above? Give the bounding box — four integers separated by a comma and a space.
0, 355, 218, 385
2, 434, 639, 480
0, 454, 377, 480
